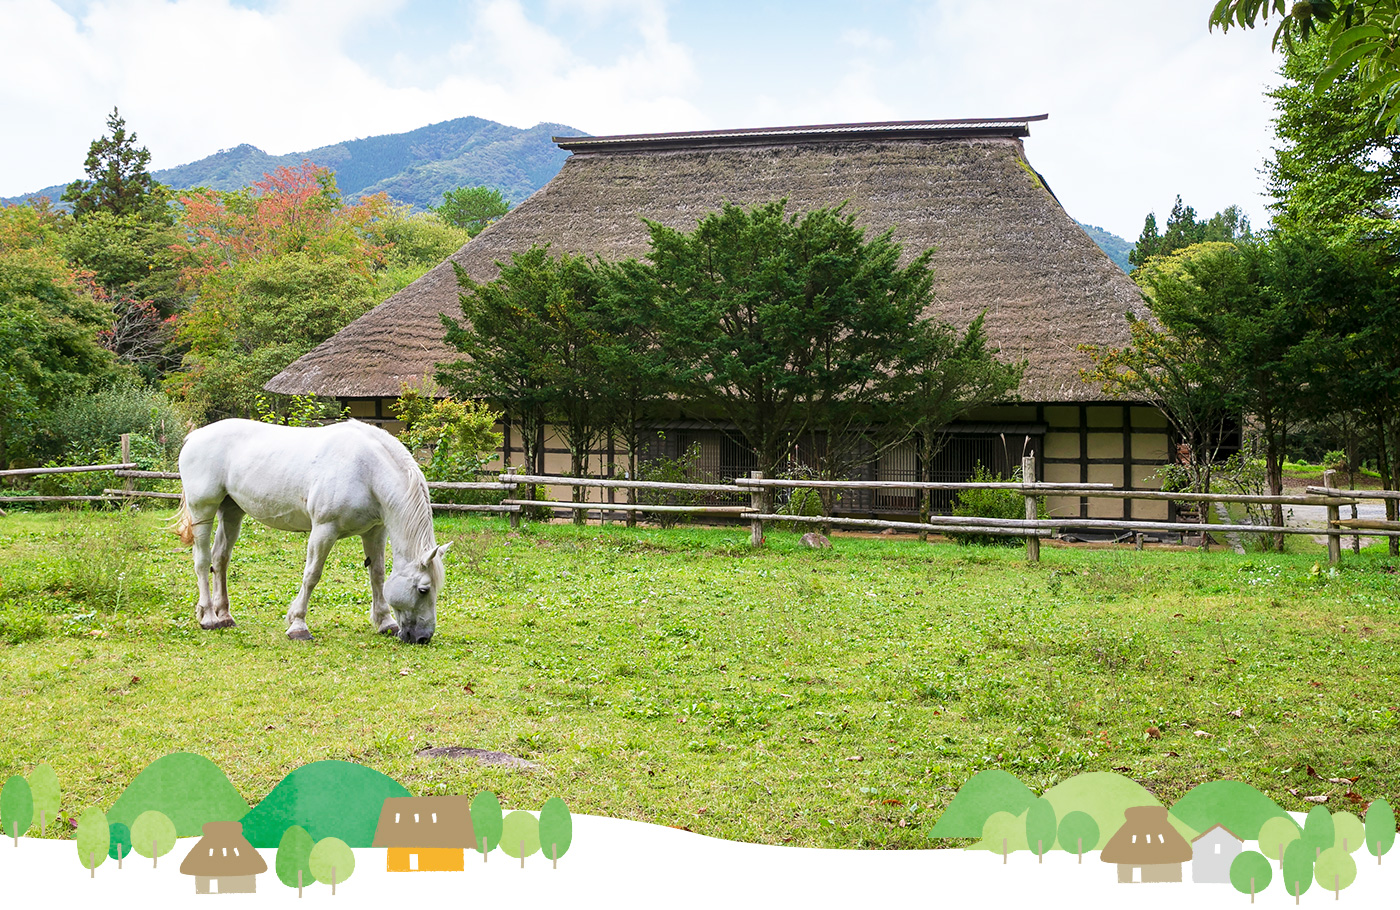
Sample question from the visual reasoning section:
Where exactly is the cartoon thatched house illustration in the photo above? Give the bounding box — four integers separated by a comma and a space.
1100, 806, 1193, 883
1191, 824, 1244, 883
179, 821, 267, 894
372, 795, 475, 871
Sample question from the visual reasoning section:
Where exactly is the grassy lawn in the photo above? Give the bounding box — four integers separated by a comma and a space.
2, 509, 1398, 848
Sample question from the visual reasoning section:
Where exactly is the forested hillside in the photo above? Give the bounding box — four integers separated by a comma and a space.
5, 117, 582, 211
1076, 221, 1133, 272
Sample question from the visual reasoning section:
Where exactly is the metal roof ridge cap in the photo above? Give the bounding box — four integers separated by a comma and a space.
553, 115, 1049, 146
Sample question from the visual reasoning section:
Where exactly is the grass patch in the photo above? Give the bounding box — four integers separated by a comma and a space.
2, 510, 1399, 848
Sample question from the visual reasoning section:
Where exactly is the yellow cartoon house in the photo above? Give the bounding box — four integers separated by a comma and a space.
372, 795, 476, 871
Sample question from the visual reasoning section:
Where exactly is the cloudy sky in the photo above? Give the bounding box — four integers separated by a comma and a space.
1, 0, 1282, 240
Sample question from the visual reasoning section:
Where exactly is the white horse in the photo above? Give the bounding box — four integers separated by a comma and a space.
173, 419, 451, 644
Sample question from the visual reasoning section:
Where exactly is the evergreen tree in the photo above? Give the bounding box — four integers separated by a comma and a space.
62, 108, 170, 223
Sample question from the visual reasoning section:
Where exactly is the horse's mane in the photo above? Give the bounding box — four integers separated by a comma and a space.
356, 422, 437, 558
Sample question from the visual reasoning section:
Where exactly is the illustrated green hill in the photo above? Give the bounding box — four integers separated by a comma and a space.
107, 752, 250, 837
928, 770, 1037, 838
1169, 780, 1291, 840
239, 760, 410, 848
1042, 772, 1197, 849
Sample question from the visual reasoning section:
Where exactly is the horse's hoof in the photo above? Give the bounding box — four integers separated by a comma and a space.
287, 628, 313, 641
201, 618, 236, 630
378, 624, 400, 637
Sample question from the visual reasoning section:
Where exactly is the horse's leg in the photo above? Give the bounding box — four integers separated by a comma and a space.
209, 499, 244, 628
362, 525, 397, 636
285, 524, 338, 641
191, 514, 218, 629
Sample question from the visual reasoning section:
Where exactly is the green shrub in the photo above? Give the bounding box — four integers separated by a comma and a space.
390, 380, 504, 507
634, 443, 707, 528
0, 606, 45, 644
948, 464, 1043, 547
39, 381, 186, 466
772, 465, 827, 533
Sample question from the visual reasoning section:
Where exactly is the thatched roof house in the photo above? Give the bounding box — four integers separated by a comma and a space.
179, 821, 267, 894
269, 117, 1173, 523
1100, 806, 1193, 883
372, 795, 475, 871
269, 115, 1141, 402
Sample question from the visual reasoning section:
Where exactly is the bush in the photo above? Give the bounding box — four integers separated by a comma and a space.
39, 381, 186, 466
634, 443, 707, 528
948, 464, 1043, 546
390, 380, 504, 507
772, 465, 827, 533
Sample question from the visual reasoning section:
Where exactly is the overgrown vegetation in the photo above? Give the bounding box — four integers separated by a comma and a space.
2, 512, 1397, 849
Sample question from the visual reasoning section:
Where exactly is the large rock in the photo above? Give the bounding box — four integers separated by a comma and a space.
799, 533, 832, 549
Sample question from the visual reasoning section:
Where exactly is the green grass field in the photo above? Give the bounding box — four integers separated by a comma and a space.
2, 509, 1398, 848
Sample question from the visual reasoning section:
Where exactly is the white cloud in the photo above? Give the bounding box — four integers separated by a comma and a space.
0, 0, 699, 195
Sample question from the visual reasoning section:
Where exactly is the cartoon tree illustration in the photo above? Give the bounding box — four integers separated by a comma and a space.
1230, 850, 1273, 903
1282, 838, 1315, 904
970, 810, 1027, 862
500, 810, 541, 867
1056, 810, 1099, 863
276, 824, 315, 895
309, 836, 355, 896
1, 775, 33, 844
130, 809, 177, 868
108, 822, 132, 868
1332, 811, 1364, 853
1365, 798, 1395, 864
1315, 846, 1357, 899
1025, 797, 1055, 864
76, 808, 109, 877
1303, 806, 1335, 858
27, 765, 60, 835
1258, 815, 1302, 867
538, 797, 572, 868
470, 791, 504, 861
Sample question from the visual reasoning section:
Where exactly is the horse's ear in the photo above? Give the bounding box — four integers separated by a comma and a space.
431, 542, 452, 563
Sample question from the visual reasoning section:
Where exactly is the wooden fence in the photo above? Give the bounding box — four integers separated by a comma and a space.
4, 441, 1398, 565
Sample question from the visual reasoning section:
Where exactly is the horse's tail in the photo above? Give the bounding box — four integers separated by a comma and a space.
170, 492, 195, 547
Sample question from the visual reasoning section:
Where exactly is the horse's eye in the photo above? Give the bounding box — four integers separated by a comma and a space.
416, 584, 431, 596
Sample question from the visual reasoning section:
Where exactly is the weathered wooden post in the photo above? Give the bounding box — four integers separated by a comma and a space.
1324, 469, 1342, 566
120, 433, 134, 505
749, 471, 765, 548
1022, 454, 1039, 563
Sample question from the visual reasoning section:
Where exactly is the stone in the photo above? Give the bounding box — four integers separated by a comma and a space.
799, 532, 832, 549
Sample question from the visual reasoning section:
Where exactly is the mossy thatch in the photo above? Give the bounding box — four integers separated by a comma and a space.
266, 118, 1142, 402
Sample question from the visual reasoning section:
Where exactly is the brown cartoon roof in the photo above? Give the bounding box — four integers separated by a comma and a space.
371, 795, 475, 849
1100, 806, 1193, 864
179, 821, 268, 876
1191, 823, 1244, 843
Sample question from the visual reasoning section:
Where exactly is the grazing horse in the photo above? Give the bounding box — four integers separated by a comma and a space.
174, 419, 450, 643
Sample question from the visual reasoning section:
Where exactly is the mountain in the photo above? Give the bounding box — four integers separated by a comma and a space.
1169, 780, 1292, 840
1077, 221, 1135, 273
5, 116, 584, 211
927, 769, 1037, 839
1041, 771, 1197, 849
107, 752, 250, 837
238, 759, 410, 848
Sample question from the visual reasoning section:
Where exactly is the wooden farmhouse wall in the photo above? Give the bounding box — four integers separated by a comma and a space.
341, 395, 1176, 523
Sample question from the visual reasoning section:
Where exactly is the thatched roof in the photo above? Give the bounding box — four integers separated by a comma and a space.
179, 822, 267, 877
267, 116, 1144, 402
371, 795, 475, 849
1100, 806, 1193, 865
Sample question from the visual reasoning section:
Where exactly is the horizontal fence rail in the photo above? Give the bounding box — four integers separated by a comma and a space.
5, 458, 1398, 564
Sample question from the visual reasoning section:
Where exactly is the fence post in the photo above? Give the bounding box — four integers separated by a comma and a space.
120, 433, 134, 503
1022, 455, 1040, 563
749, 471, 765, 548
1323, 468, 1342, 566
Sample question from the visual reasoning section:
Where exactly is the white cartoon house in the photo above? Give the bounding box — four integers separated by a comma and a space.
1191, 824, 1244, 883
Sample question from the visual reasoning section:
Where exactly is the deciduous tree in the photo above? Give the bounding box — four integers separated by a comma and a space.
1365, 798, 1395, 863
1231, 850, 1274, 902
130, 809, 176, 868
75, 808, 108, 875
433, 185, 509, 237
276, 825, 315, 893
309, 836, 354, 895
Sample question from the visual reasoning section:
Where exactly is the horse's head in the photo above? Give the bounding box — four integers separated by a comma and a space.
385, 542, 451, 644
